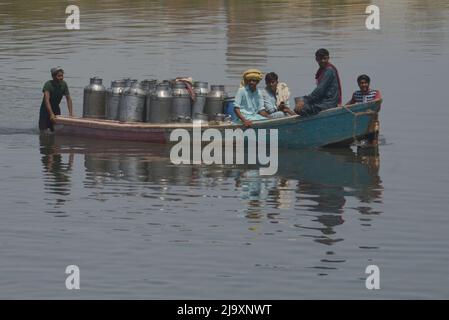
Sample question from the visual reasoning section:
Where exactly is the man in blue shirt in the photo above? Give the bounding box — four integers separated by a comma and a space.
261, 72, 296, 118
234, 69, 269, 127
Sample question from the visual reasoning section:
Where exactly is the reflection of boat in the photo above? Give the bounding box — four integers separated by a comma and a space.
233, 147, 382, 214
54, 100, 381, 149
277, 147, 381, 192
40, 126, 383, 259
41, 135, 382, 204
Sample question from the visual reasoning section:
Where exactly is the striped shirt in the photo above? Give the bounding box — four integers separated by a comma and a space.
349, 89, 381, 104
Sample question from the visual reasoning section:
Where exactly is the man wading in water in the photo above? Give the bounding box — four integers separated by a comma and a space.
39, 67, 73, 132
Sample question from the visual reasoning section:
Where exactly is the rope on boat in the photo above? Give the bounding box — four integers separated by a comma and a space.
342, 105, 376, 145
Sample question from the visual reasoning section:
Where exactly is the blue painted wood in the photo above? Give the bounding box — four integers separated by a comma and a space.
249, 99, 382, 149
224, 96, 237, 121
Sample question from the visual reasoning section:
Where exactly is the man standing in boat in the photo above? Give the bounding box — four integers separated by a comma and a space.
39, 67, 73, 132
294, 49, 342, 117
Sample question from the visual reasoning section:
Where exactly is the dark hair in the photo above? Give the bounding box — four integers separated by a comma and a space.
357, 74, 371, 84
315, 48, 329, 59
265, 72, 278, 82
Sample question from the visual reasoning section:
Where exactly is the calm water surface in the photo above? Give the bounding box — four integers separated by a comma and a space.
0, 0, 449, 299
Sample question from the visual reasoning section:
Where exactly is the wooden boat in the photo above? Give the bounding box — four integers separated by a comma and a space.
55, 99, 382, 149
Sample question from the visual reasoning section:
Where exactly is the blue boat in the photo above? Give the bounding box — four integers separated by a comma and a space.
55, 99, 382, 149
250, 99, 382, 148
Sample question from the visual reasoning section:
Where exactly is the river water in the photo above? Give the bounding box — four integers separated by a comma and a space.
0, 0, 448, 299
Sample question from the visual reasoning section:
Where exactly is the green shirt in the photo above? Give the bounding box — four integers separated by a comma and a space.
40, 80, 70, 112
39, 80, 70, 131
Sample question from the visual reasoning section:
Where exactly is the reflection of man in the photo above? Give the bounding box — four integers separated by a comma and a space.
39, 67, 73, 132
39, 134, 74, 198
295, 49, 342, 117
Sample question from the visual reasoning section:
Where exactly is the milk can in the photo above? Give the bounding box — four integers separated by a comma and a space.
148, 83, 173, 123
118, 82, 146, 122
204, 85, 227, 120
118, 79, 138, 118
83, 77, 106, 118
192, 81, 209, 118
105, 80, 126, 120
141, 79, 158, 122
171, 82, 192, 121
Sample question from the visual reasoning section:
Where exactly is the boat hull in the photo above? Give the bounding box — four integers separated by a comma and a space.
54, 99, 382, 149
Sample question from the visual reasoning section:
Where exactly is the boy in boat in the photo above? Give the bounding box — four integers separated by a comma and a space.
39, 67, 73, 132
234, 69, 269, 127
261, 72, 296, 118
294, 48, 342, 117
346, 74, 381, 105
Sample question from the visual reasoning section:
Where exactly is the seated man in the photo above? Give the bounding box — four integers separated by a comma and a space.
295, 48, 342, 117
234, 69, 269, 127
261, 72, 296, 118
346, 74, 381, 104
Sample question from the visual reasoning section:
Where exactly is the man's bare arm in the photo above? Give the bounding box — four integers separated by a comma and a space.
44, 91, 55, 121
66, 95, 74, 116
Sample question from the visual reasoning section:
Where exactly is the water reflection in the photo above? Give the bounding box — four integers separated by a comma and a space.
292, 148, 382, 247
39, 135, 382, 217
39, 135, 383, 274
225, 0, 268, 76
39, 134, 74, 207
